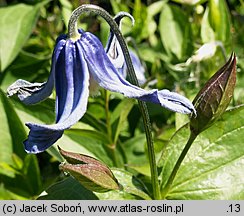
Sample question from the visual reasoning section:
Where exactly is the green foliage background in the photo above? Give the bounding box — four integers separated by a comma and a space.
0, 0, 243, 200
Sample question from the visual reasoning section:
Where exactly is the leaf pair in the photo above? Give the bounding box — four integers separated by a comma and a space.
0, 1, 50, 72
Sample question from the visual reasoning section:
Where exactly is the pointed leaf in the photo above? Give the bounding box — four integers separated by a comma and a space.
159, 106, 244, 199
9, 97, 99, 161
82, 111, 107, 132
159, 4, 193, 61
0, 3, 46, 71
0, 89, 26, 176
209, 0, 231, 44
171, 0, 207, 5
38, 177, 98, 200
0, 184, 28, 200
201, 7, 215, 43
111, 98, 135, 143
95, 168, 151, 200
1, 51, 49, 91
22, 154, 42, 196
64, 128, 113, 166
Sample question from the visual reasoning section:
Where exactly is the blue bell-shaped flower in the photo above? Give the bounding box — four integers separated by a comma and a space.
7, 14, 195, 154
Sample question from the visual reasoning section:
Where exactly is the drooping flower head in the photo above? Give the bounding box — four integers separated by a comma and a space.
7, 5, 195, 154
105, 12, 146, 85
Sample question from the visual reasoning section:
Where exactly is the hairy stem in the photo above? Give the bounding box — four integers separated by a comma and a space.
68, 4, 160, 199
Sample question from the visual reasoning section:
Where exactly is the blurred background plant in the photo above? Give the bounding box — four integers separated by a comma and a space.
0, 0, 243, 199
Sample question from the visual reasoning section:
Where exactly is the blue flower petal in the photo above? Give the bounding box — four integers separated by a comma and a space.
105, 14, 146, 85
80, 32, 195, 114
105, 12, 134, 76
7, 38, 66, 105
125, 50, 146, 85
105, 11, 134, 55
24, 39, 90, 153
24, 124, 64, 153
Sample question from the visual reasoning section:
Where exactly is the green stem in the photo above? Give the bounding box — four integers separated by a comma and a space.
138, 100, 161, 200
161, 131, 197, 199
68, 4, 160, 199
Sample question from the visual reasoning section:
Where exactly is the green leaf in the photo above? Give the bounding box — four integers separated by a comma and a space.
9, 98, 99, 162
11, 97, 55, 125
0, 89, 43, 199
148, 1, 167, 16
0, 154, 42, 199
0, 89, 26, 176
159, 4, 193, 61
66, 129, 109, 144
22, 154, 42, 196
111, 98, 134, 143
0, 3, 45, 71
0, 96, 14, 175
201, 0, 231, 45
123, 134, 147, 165
11, 154, 24, 171
1, 51, 49, 91
0, 183, 28, 200
11, 93, 109, 162
146, 1, 167, 45
0, 163, 19, 178
201, 7, 215, 43
159, 106, 244, 199
139, 45, 170, 63
130, 0, 166, 42
59, 0, 72, 28
131, 0, 148, 41
171, 0, 208, 5
110, 0, 129, 14
64, 129, 113, 166
95, 168, 151, 200
0, 155, 43, 199
82, 111, 107, 133
38, 177, 98, 200
209, 0, 231, 44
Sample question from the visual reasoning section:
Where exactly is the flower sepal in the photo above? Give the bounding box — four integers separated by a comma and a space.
7, 79, 46, 104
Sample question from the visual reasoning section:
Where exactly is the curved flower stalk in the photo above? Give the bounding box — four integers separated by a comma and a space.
7, 6, 195, 154
105, 12, 132, 75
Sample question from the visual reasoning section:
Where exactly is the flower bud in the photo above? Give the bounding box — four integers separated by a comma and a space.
190, 53, 236, 135
58, 147, 120, 192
